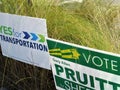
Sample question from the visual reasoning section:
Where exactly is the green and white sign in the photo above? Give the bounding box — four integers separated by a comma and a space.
47, 38, 120, 90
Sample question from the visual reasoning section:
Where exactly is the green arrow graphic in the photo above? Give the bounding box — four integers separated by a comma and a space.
49, 48, 80, 60
38, 34, 45, 43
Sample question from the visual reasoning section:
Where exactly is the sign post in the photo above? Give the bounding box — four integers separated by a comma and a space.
47, 38, 120, 90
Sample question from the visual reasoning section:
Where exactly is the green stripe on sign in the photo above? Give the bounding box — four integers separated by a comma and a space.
55, 75, 95, 90
47, 39, 120, 76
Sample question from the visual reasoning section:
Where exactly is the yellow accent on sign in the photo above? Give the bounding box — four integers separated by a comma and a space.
71, 49, 80, 59
61, 49, 71, 53
62, 55, 73, 59
50, 53, 62, 56
49, 48, 80, 60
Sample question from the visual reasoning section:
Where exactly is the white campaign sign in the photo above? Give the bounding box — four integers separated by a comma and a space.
0, 12, 50, 70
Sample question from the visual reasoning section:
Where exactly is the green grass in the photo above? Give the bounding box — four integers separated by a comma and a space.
0, 0, 120, 89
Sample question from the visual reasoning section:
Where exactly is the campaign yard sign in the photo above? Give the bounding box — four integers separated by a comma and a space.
0, 12, 50, 70
47, 38, 120, 90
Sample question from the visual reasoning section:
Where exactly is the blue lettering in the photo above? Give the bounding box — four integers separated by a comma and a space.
13, 29, 22, 38
0, 35, 48, 52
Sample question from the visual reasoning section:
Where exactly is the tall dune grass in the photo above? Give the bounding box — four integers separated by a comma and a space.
0, 0, 120, 89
